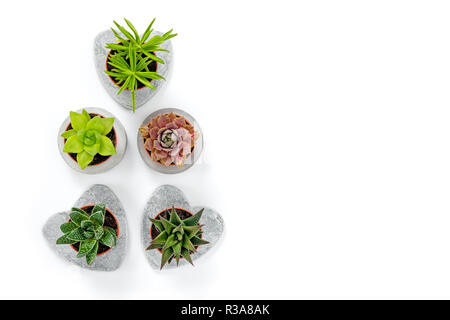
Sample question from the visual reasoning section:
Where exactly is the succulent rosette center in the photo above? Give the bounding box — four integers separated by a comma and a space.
160, 129, 178, 148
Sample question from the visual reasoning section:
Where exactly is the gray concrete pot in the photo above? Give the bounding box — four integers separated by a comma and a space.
42, 184, 128, 271
94, 30, 172, 111
141, 185, 224, 270
137, 108, 204, 174
57, 107, 127, 174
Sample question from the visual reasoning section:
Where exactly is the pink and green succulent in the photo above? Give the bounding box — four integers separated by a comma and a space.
61, 109, 116, 169
139, 112, 197, 167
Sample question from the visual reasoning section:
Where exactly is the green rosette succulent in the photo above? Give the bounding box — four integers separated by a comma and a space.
56, 204, 117, 265
146, 207, 209, 269
61, 109, 116, 169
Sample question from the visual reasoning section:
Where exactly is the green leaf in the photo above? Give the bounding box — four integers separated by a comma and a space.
162, 234, 178, 251
77, 239, 97, 257
141, 18, 155, 43
150, 217, 164, 233
136, 71, 165, 80
90, 210, 105, 226
92, 203, 106, 214
128, 44, 136, 69
182, 208, 204, 226
131, 86, 136, 113
160, 247, 174, 270
160, 216, 176, 234
66, 227, 87, 241
113, 20, 137, 44
70, 111, 88, 131
83, 231, 94, 239
173, 242, 182, 266
117, 75, 132, 95
99, 136, 116, 156
141, 51, 164, 64
81, 220, 95, 230
94, 226, 104, 240
56, 234, 78, 245
61, 129, 76, 139
84, 143, 100, 156
124, 18, 140, 42
86, 116, 104, 133
169, 208, 183, 225
110, 27, 128, 44
60, 222, 77, 234
82, 109, 91, 122
172, 223, 184, 235
191, 236, 210, 246
182, 236, 196, 252
145, 242, 163, 250
76, 151, 94, 169
63, 135, 84, 153
151, 230, 168, 244
85, 242, 99, 265
99, 227, 116, 247
69, 208, 90, 226
184, 225, 202, 239
181, 248, 194, 266
134, 74, 155, 90
101, 117, 114, 135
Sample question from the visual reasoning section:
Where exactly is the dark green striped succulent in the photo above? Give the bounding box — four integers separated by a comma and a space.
56, 204, 117, 265
147, 207, 209, 269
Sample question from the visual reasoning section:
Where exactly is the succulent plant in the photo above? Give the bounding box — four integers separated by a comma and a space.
56, 204, 117, 265
105, 18, 177, 112
146, 207, 209, 269
139, 112, 197, 167
61, 109, 116, 169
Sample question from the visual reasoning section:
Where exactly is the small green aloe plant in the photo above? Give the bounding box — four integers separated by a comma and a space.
56, 204, 117, 265
146, 207, 209, 269
105, 18, 177, 112
61, 109, 116, 169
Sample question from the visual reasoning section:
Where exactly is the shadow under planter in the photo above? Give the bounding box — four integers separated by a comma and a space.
94, 30, 172, 111
137, 108, 204, 174
42, 184, 128, 271
57, 107, 127, 174
141, 185, 224, 270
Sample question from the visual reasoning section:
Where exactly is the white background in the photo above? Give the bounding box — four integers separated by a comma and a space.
1, 0, 450, 299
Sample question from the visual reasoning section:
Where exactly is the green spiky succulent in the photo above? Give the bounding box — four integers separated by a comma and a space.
146, 207, 209, 269
61, 109, 116, 169
56, 204, 117, 265
105, 18, 177, 112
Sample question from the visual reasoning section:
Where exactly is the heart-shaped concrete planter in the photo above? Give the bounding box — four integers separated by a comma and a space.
137, 108, 204, 174
57, 107, 127, 174
141, 185, 224, 270
94, 30, 172, 111
42, 184, 128, 271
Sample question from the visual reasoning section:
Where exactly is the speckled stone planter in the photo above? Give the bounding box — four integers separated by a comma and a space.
94, 30, 172, 110
42, 184, 128, 271
57, 107, 127, 174
141, 185, 224, 270
137, 108, 204, 174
